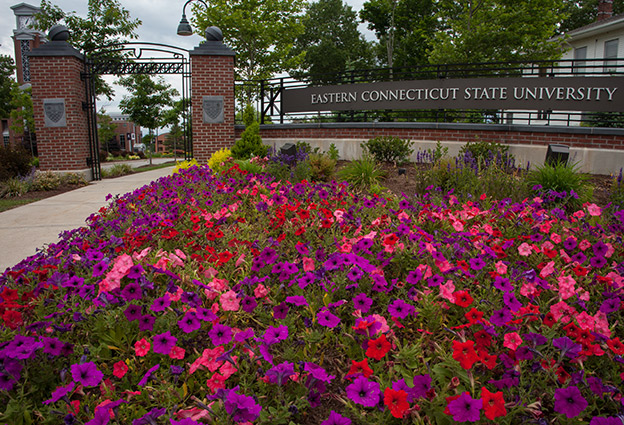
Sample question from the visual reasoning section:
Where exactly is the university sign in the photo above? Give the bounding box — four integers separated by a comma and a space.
281, 76, 624, 113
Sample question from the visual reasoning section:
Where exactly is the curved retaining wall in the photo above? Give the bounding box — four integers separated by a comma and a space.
234, 122, 624, 175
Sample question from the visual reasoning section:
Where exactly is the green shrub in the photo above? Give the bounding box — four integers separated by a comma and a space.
526, 161, 592, 210
362, 136, 413, 164
337, 154, 386, 190
0, 177, 31, 198
30, 157, 39, 168
308, 153, 336, 182
208, 148, 233, 173
233, 159, 264, 174
0, 147, 32, 181
326, 143, 340, 161
31, 171, 61, 191
101, 164, 134, 178
231, 104, 267, 160
60, 173, 88, 186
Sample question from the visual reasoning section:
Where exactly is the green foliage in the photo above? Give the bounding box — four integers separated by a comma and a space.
9, 86, 35, 138
337, 154, 386, 190
429, 0, 567, 65
582, 112, 624, 128
559, 0, 624, 33
117, 75, 178, 135
31, 171, 61, 191
101, 164, 134, 178
208, 148, 233, 173
194, 0, 305, 103
458, 139, 514, 164
360, 0, 437, 68
362, 136, 413, 164
308, 152, 336, 182
231, 106, 268, 160
173, 159, 199, 174
0, 147, 32, 181
326, 143, 340, 161
60, 173, 88, 186
36, 0, 141, 100
0, 55, 15, 118
526, 161, 592, 210
97, 109, 118, 151
234, 159, 264, 174
293, 0, 374, 82
30, 157, 39, 168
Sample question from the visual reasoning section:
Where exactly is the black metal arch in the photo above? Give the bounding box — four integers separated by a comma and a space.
81, 42, 192, 180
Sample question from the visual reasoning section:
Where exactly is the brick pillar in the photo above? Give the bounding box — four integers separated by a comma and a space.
28, 26, 92, 178
190, 27, 236, 163
598, 0, 613, 21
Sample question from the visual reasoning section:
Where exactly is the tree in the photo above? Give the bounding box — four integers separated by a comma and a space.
360, 0, 437, 69
0, 56, 16, 118
292, 0, 374, 82
9, 86, 36, 156
117, 75, 178, 164
165, 123, 184, 159
160, 100, 187, 160
97, 109, 117, 153
193, 0, 306, 102
559, 0, 624, 33
429, 0, 568, 65
35, 0, 141, 99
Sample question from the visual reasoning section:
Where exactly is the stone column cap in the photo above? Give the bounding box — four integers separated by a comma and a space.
190, 26, 235, 57
27, 25, 83, 60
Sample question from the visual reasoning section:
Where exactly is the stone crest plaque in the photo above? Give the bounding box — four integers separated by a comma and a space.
43, 98, 67, 127
202, 96, 224, 123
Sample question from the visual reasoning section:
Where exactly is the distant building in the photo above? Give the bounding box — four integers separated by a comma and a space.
106, 114, 142, 152
154, 133, 169, 153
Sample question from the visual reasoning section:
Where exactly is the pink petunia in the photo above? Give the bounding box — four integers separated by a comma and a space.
220, 290, 240, 311
503, 332, 523, 351
518, 243, 532, 256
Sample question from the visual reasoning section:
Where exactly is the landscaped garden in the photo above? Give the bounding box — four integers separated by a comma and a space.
1, 136, 624, 424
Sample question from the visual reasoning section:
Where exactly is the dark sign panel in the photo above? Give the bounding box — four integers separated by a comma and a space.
282, 77, 624, 113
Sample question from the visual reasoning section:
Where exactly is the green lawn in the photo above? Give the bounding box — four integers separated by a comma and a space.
0, 197, 37, 212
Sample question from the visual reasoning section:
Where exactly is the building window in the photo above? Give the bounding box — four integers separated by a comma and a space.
119, 134, 125, 150
573, 47, 587, 74
3, 135, 9, 148
604, 39, 619, 73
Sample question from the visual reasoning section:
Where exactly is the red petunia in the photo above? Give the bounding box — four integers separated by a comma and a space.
112, 361, 128, 378
453, 291, 473, 308
347, 359, 374, 378
478, 350, 497, 370
464, 308, 483, 325
481, 387, 507, 420
366, 334, 392, 361
474, 330, 492, 348
452, 340, 479, 370
2, 309, 23, 330
0, 287, 19, 302
607, 337, 624, 355
384, 387, 410, 418
543, 312, 556, 328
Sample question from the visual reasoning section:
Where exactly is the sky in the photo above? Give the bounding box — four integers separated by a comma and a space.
1, 0, 371, 115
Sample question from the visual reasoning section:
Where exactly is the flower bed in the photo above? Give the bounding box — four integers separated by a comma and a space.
1, 164, 623, 424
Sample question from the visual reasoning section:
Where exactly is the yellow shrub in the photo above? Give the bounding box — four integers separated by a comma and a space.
172, 159, 199, 174
208, 148, 233, 173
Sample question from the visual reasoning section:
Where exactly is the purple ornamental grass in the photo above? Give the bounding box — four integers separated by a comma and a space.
71, 362, 103, 387
448, 392, 482, 422
345, 375, 381, 407
554, 386, 588, 418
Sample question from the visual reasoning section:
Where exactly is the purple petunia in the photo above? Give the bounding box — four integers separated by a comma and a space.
285, 295, 308, 306
138, 314, 156, 332
241, 295, 257, 313
132, 407, 166, 425
153, 331, 177, 354
263, 324, 289, 345
345, 375, 380, 407
71, 361, 103, 387
121, 282, 142, 301
553, 337, 582, 359
346, 267, 364, 282
321, 411, 352, 425
448, 392, 482, 422
387, 299, 415, 319
317, 309, 340, 328
209, 323, 233, 346
304, 362, 335, 384
138, 364, 160, 387
224, 390, 262, 423
265, 361, 295, 386
490, 308, 512, 327
273, 302, 290, 319
405, 269, 423, 285
469, 257, 486, 271
43, 381, 75, 405
412, 374, 432, 399
124, 304, 142, 322
178, 312, 201, 333
554, 386, 588, 418
493, 276, 513, 292
234, 328, 255, 343
150, 294, 171, 312
41, 336, 63, 356
503, 292, 522, 312
353, 293, 373, 313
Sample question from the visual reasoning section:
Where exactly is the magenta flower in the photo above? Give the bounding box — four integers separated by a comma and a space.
387, 299, 415, 319
43, 381, 75, 405
285, 295, 308, 306
153, 331, 177, 354
224, 390, 262, 422
321, 411, 351, 425
317, 309, 340, 328
124, 304, 142, 322
346, 375, 380, 407
411, 374, 432, 399
241, 295, 257, 313
263, 324, 289, 345
353, 293, 373, 313
41, 336, 63, 356
448, 392, 482, 422
138, 314, 156, 332
209, 323, 233, 346
554, 386, 588, 418
273, 302, 290, 319
150, 294, 171, 312
121, 282, 142, 301
265, 361, 295, 386
71, 362, 103, 387
138, 364, 160, 387
132, 407, 166, 425
178, 312, 201, 333
304, 362, 335, 383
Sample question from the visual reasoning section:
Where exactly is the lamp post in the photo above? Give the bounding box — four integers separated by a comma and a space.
177, 0, 208, 36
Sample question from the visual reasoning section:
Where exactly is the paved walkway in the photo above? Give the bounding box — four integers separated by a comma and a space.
0, 165, 175, 273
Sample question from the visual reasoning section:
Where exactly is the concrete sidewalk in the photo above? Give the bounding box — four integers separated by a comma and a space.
0, 165, 174, 273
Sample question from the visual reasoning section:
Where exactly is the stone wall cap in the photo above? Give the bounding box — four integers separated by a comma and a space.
27, 40, 84, 60
190, 40, 236, 57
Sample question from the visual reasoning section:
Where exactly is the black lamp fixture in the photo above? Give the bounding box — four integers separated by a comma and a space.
177, 0, 208, 36
545, 144, 570, 166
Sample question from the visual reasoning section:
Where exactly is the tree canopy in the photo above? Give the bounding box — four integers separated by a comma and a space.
193, 0, 306, 102
36, 0, 141, 99
559, 0, 624, 33
293, 0, 375, 82
0, 56, 16, 118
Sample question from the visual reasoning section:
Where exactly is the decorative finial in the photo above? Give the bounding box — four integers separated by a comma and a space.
49, 25, 70, 41
205, 26, 223, 42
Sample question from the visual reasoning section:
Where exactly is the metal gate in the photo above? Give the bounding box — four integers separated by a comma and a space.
81, 42, 192, 180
